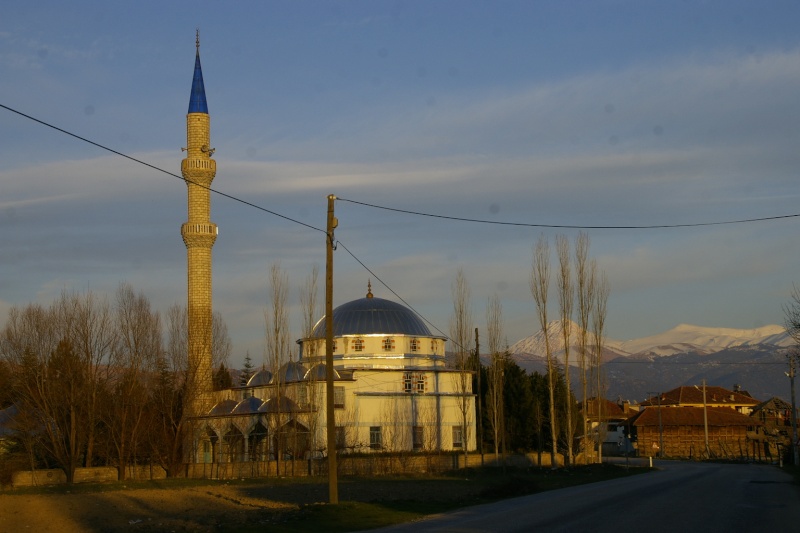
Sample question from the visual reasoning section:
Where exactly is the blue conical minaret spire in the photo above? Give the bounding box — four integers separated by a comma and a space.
188, 30, 208, 114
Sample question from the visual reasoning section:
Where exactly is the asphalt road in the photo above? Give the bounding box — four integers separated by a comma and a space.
367, 460, 800, 533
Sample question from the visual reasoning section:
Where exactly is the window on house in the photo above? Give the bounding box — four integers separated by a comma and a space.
452, 426, 464, 449
412, 426, 424, 450
370, 426, 382, 450
383, 337, 395, 351
335, 426, 346, 450
410, 338, 420, 352
352, 338, 364, 352
334, 386, 345, 409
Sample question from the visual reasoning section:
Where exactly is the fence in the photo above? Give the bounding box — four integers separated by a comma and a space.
9, 451, 564, 488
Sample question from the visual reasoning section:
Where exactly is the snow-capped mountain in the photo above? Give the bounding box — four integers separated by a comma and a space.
617, 324, 792, 356
508, 322, 794, 401
510, 322, 792, 361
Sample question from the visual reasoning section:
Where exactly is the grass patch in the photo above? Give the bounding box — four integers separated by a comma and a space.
227, 463, 647, 533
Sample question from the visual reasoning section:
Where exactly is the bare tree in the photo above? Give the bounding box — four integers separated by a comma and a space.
106, 283, 162, 480
574, 232, 595, 463
3, 303, 86, 482
449, 268, 474, 463
266, 263, 291, 371
783, 284, 800, 466
555, 234, 574, 466
485, 294, 505, 461
299, 265, 323, 456
55, 290, 115, 468
380, 397, 412, 472
211, 311, 232, 371
2, 292, 115, 481
147, 304, 190, 476
265, 263, 291, 471
591, 267, 609, 463
530, 235, 559, 468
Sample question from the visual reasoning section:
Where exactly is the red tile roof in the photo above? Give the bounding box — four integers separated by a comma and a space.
640, 386, 760, 408
623, 406, 760, 428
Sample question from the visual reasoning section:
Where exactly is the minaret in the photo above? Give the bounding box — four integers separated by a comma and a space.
181, 32, 217, 417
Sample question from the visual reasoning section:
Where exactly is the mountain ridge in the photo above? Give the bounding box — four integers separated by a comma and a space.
509, 322, 792, 360
507, 322, 794, 402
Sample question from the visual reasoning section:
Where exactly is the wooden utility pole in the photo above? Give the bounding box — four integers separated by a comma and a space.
702, 379, 710, 458
474, 327, 483, 463
325, 194, 338, 504
788, 355, 799, 466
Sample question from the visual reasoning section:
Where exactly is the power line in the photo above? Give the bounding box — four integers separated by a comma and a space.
0, 103, 326, 235
337, 197, 800, 230
2, 103, 458, 345
335, 240, 452, 342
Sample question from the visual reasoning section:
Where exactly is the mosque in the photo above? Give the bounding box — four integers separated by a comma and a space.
182, 38, 476, 464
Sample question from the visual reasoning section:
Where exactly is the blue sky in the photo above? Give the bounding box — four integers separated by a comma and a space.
2, 1, 800, 366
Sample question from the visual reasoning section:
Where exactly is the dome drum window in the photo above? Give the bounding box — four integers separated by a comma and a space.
403, 372, 427, 393
410, 338, 420, 352
352, 338, 365, 352
383, 337, 395, 351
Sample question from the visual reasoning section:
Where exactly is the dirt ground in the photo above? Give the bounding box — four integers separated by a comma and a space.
0, 477, 483, 533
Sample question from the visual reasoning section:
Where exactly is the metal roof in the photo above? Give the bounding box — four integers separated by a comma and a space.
311, 296, 432, 337
188, 49, 208, 114
246, 369, 273, 387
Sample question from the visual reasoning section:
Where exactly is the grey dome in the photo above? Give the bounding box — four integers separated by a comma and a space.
311, 296, 431, 337
272, 361, 308, 384
246, 369, 272, 387
208, 399, 238, 416
258, 395, 300, 414
232, 396, 264, 415
304, 363, 340, 381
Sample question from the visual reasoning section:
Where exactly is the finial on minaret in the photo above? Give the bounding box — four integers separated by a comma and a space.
366, 280, 373, 299
188, 31, 208, 114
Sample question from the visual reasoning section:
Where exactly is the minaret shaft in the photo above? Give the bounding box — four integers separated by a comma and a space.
181, 46, 216, 418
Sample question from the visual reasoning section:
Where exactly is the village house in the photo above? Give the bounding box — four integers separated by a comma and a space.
621, 405, 759, 459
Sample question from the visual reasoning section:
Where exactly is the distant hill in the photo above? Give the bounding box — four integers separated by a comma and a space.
508, 322, 794, 403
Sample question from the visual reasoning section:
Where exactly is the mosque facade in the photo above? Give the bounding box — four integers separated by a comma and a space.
197, 286, 477, 462
183, 41, 476, 463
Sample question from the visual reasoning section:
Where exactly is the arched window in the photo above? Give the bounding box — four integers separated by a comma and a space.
383, 337, 395, 351
410, 338, 420, 352
352, 338, 364, 352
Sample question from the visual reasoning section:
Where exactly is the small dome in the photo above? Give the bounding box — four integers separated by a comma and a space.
232, 396, 264, 415
272, 361, 307, 384
258, 395, 300, 414
311, 296, 432, 337
246, 369, 273, 387
304, 363, 340, 381
208, 399, 238, 416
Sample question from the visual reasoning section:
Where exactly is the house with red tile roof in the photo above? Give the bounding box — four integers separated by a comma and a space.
621, 406, 760, 459
639, 385, 760, 415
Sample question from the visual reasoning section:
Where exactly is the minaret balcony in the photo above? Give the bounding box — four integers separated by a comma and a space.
182, 159, 216, 172
181, 222, 219, 248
